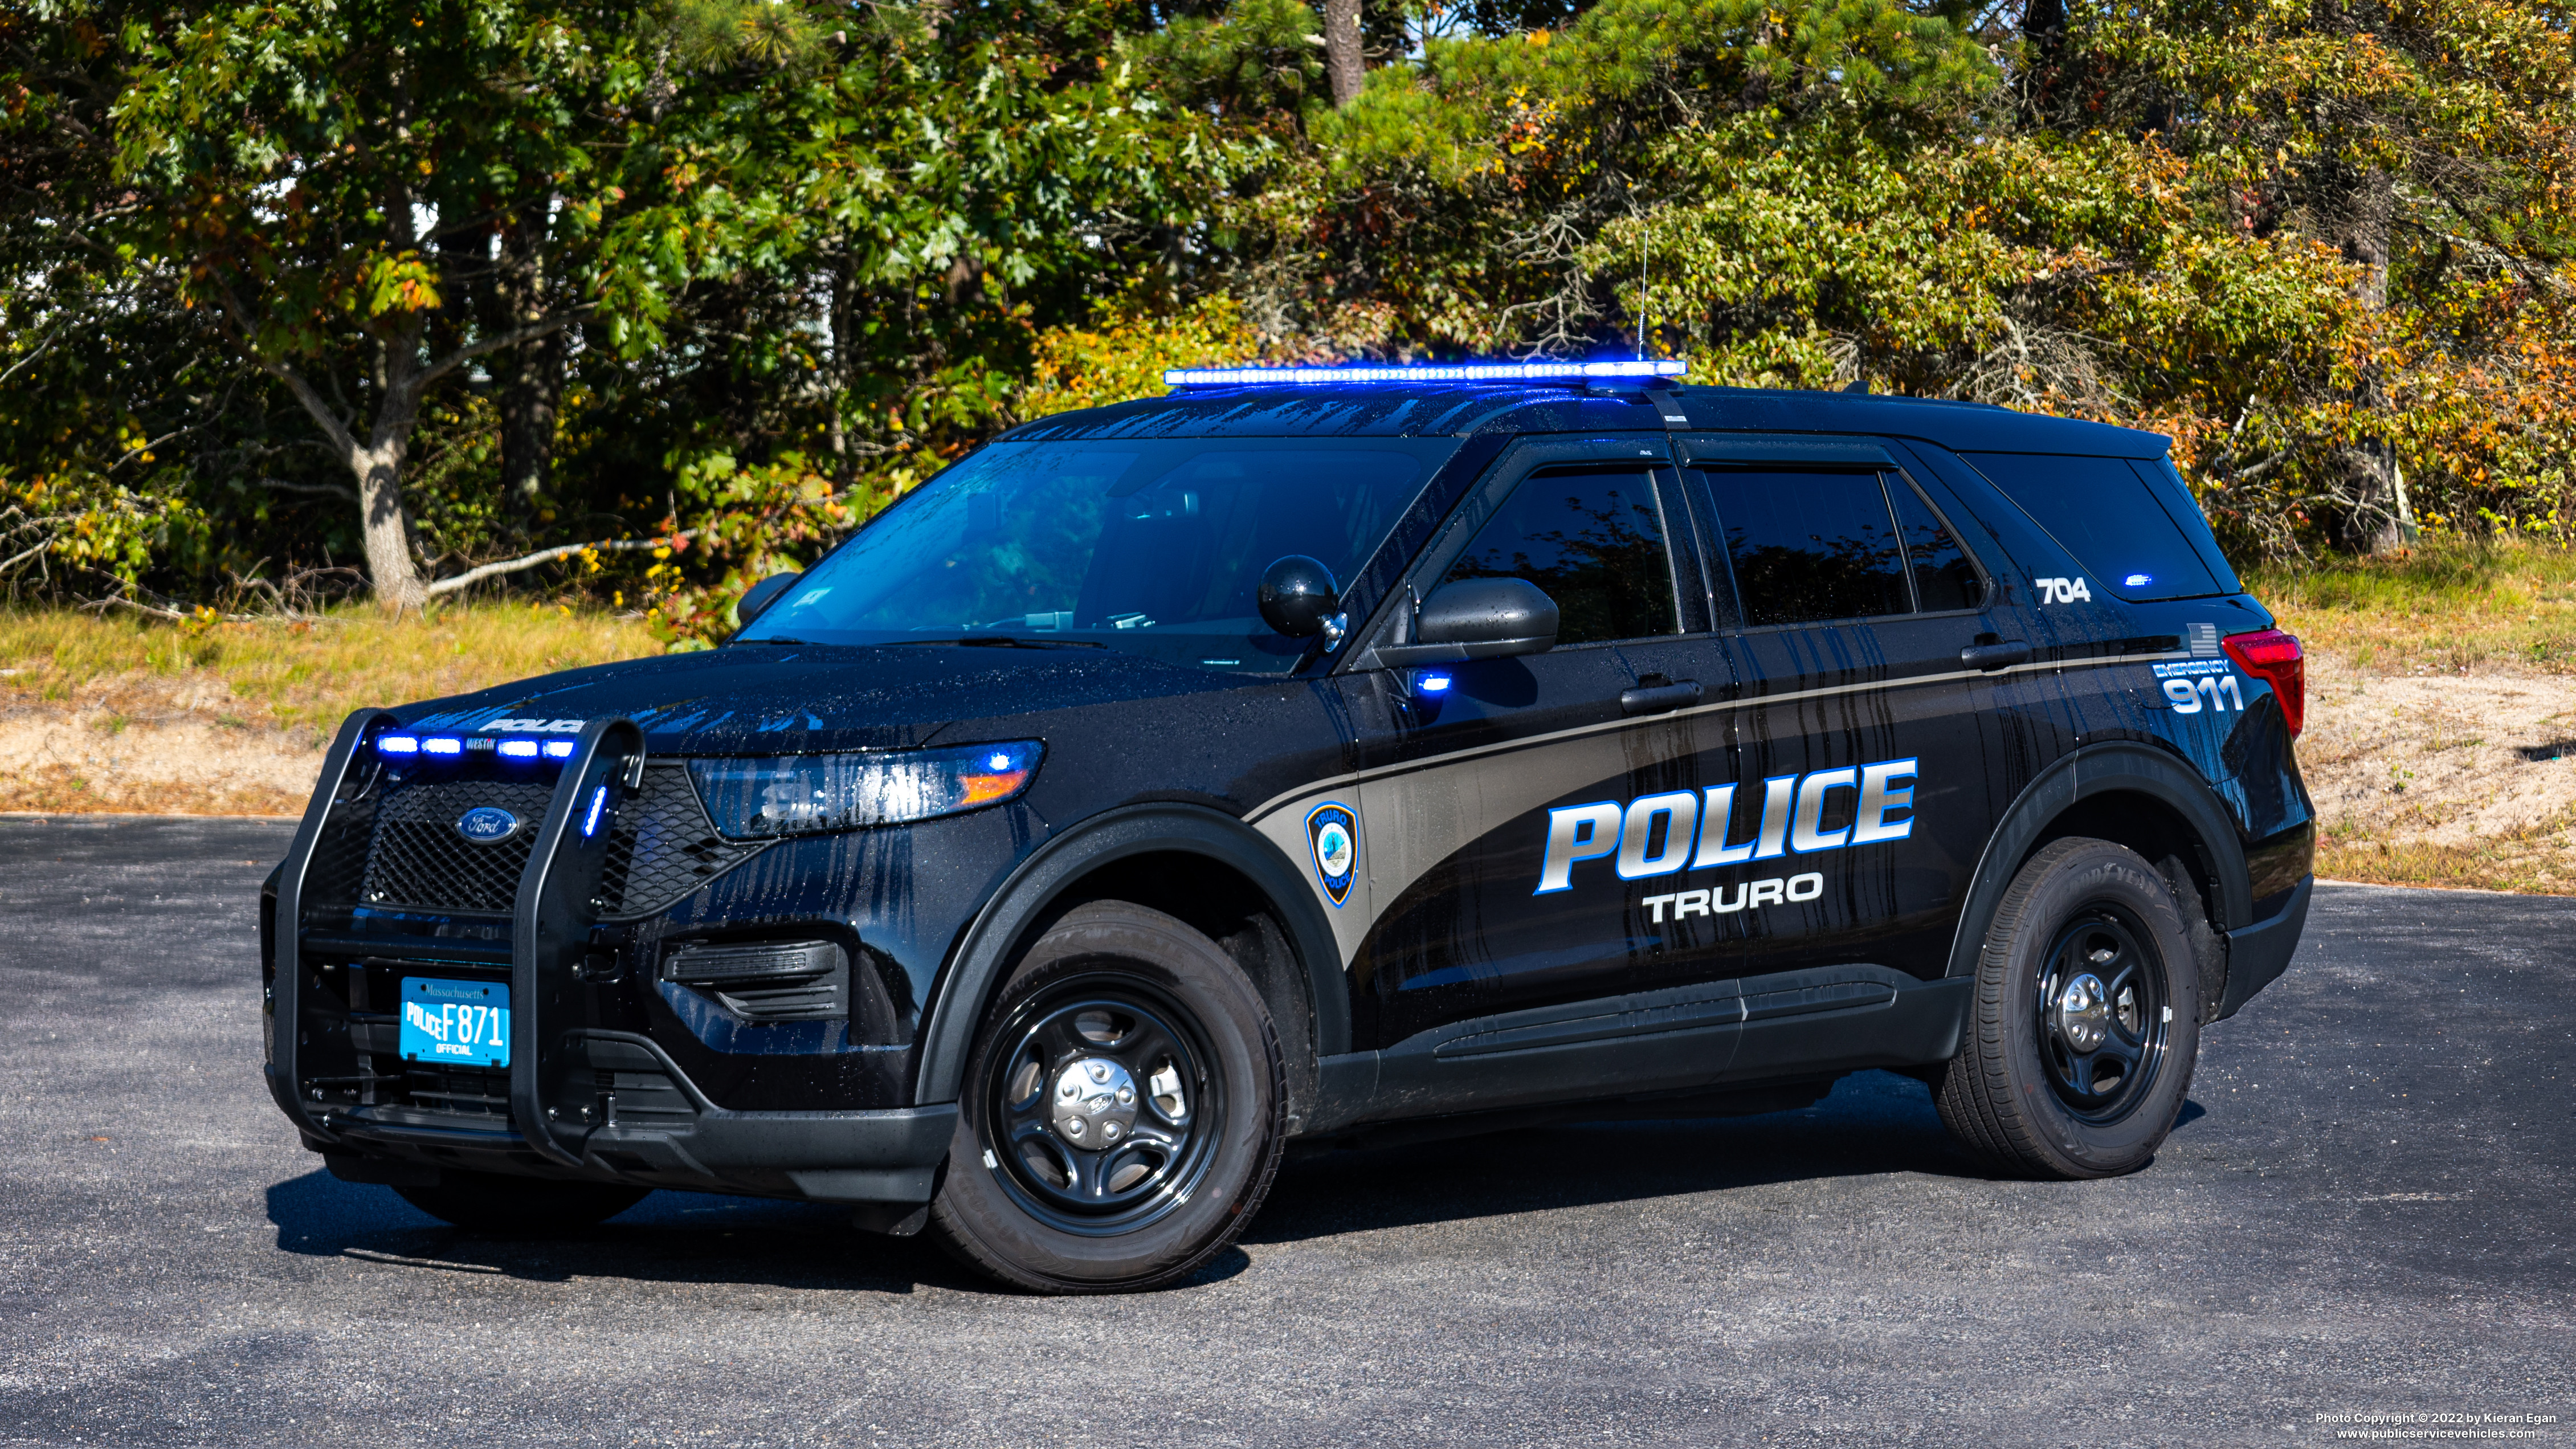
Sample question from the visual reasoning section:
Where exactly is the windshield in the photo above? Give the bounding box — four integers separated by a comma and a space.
737, 437, 1458, 672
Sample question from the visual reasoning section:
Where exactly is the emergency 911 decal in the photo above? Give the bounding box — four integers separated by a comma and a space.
1536, 758, 1917, 895
1305, 802, 1359, 907
2154, 659, 2244, 714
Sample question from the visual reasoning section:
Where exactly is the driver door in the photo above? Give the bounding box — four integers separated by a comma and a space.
1344, 442, 1736, 1048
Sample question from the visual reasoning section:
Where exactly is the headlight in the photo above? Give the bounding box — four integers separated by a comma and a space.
688, 741, 1043, 839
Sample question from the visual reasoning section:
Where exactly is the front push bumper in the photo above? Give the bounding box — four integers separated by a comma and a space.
269, 710, 957, 1209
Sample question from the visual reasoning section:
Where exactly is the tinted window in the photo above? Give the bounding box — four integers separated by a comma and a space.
1964, 453, 2225, 601
1444, 468, 1678, 644
742, 438, 1454, 672
1701, 470, 1910, 627
1891, 478, 1983, 611
2137, 458, 2243, 593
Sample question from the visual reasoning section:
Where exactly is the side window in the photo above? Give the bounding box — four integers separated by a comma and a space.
1963, 452, 2226, 601
1891, 478, 1985, 612
1699, 470, 1909, 627
1443, 468, 1679, 645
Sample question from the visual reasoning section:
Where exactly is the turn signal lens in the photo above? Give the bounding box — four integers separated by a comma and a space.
2221, 628, 2305, 737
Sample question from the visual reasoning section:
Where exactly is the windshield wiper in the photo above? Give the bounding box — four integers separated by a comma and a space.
891, 635, 1109, 650
732, 636, 815, 646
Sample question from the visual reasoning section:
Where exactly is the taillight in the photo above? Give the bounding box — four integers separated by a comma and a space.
2221, 628, 2304, 737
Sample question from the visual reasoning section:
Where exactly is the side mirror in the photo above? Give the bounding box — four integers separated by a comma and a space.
1376, 577, 1559, 666
1258, 555, 1341, 638
736, 571, 800, 626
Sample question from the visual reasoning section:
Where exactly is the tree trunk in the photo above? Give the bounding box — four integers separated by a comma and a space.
2336, 168, 2404, 554
496, 211, 565, 518
826, 255, 854, 481
1324, 0, 1363, 108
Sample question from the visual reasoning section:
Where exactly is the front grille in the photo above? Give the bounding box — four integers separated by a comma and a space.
360, 779, 555, 912
309, 761, 768, 920
595, 764, 769, 920
401, 1062, 512, 1119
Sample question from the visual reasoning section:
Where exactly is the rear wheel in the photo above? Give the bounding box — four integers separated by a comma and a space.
1933, 837, 2202, 1178
928, 901, 1286, 1293
394, 1171, 648, 1235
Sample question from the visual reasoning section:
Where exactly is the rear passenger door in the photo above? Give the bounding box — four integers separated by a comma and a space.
1345, 443, 1734, 1047
1672, 439, 2010, 982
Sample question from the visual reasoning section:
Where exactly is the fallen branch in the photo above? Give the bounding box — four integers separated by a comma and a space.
422, 529, 707, 598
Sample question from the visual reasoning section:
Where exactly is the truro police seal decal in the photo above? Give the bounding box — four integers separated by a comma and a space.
1304, 802, 1358, 907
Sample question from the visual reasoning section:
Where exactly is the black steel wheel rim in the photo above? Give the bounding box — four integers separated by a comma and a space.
979, 972, 1226, 1237
2033, 904, 2170, 1124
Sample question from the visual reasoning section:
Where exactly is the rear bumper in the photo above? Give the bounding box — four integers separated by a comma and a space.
2216, 874, 2311, 1021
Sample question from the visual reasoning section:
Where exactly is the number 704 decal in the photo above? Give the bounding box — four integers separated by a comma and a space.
2153, 659, 2242, 714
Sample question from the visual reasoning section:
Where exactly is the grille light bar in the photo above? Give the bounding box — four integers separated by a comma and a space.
496, 738, 541, 760
376, 733, 419, 756
544, 739, 577, 760
1162, 358, 1688, 387
421, 736, 464, 757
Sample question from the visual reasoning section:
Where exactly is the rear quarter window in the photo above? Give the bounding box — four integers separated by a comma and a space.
1962, 452, 2236, 602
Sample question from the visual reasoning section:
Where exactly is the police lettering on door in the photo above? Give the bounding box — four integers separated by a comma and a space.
1536, 758, 1920, 908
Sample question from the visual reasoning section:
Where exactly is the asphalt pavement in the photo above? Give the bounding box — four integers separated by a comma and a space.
0, 814, 2569, 1447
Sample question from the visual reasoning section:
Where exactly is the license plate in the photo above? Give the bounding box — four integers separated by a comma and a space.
398, 978, 511, 1068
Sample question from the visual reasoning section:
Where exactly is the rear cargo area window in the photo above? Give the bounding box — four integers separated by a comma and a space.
1963, 453, 2229, 601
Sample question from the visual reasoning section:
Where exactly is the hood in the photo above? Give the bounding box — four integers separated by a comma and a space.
396, 643, 1231, 756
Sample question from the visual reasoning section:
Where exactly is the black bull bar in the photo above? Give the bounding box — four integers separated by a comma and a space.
263, 710, 954, 1209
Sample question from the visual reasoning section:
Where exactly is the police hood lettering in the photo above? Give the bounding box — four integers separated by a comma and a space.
1536, 757, 1918, 895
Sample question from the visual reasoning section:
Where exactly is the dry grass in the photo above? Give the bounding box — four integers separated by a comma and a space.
2246, 544, 2576, 676
0, 604, 659, 816
7, 548, 2576, 897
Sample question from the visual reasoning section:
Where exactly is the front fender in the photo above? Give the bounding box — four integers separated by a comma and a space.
911, 802, 1351, 1107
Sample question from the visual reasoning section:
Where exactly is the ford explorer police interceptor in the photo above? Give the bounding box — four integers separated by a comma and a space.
262, 360, 2313, 1293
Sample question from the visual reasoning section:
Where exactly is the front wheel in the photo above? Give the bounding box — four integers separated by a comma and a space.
1933, 837, 2203, 1179
928, 901, 1286, 1293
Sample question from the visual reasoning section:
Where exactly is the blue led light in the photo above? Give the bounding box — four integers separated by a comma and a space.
376, 734, 419, 756
2124, 573, 2153, 587
1163, 358, 1688, 387
986, 752, 1014, 772
583, 784, 609, 838
496, 738, 540, 760
542, 739, 577, 760
1416, 672, 1454, 695
422, 736, 464, 757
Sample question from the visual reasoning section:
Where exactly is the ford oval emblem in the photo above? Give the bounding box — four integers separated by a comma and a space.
455, 806, 523, 844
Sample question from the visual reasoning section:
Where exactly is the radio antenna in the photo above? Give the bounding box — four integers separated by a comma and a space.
1638, 221, 1648, 363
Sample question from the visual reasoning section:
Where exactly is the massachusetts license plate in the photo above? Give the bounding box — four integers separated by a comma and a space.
398, 977, 511, 1068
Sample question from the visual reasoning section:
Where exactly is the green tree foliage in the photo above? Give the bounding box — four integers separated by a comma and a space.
7, 0, 2576, 628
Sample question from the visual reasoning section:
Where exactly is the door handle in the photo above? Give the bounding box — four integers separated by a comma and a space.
1960, 640, 2032, 671
1620, 679, 1705, 716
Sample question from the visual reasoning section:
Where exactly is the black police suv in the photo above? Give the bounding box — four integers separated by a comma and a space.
263, 367, 2314, 1292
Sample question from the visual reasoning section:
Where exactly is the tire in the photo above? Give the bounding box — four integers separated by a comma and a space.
1932, 837, 2203, 1179
394, 1171, 648, 1235
928, 901, 1287, 1293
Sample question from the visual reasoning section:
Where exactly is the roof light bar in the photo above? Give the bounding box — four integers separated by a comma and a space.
1162, 359, 1688, 387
